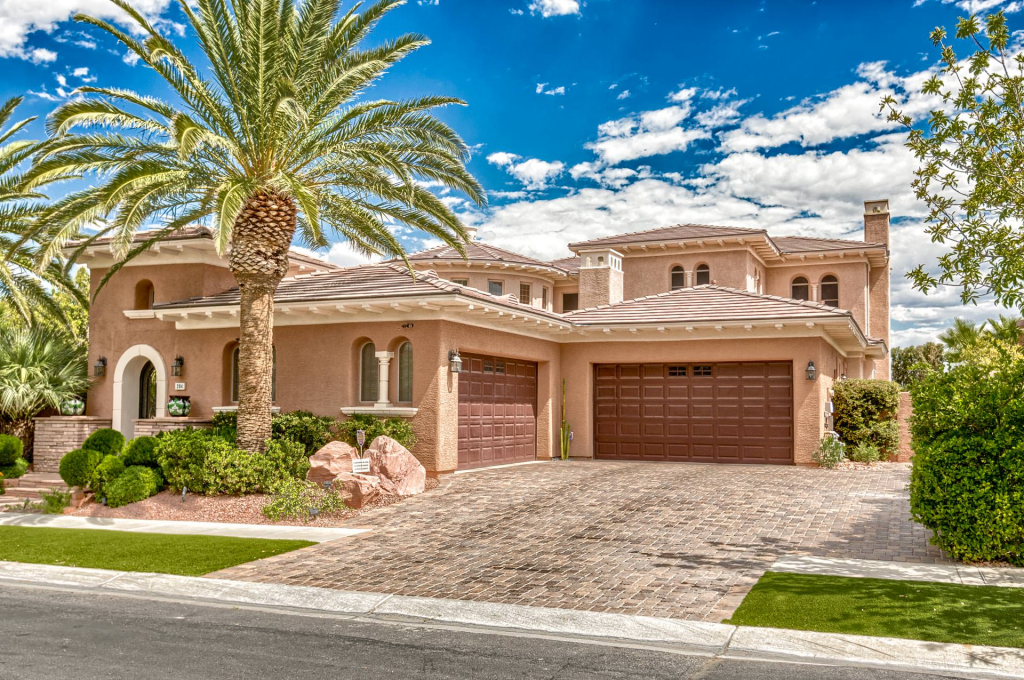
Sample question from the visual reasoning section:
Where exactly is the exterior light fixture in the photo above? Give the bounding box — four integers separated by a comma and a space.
94, 356, 107, 377
448, 349, 463, 374
171, 356, 184, 377
840, 373, 847, 381
806, 361, 817, 381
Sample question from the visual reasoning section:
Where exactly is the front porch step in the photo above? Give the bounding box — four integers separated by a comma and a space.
2, 472, 72, 509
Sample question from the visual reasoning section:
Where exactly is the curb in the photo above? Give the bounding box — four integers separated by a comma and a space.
1, 561, 1022, 678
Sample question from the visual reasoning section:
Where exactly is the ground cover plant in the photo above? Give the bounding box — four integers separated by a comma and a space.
262, 478, 348, 523
0, 526, 314, 576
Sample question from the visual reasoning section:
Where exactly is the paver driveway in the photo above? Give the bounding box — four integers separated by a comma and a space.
213, 461, 948, 621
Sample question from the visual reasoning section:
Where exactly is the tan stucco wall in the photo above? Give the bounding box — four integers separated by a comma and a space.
409, 264, 560, 312
619, 250, 755, 299
764, 261, 870, 331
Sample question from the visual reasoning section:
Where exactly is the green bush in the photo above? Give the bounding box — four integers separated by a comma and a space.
0, 434, 23, 467
851, 441, 882, 464
58, 448, 103, 488
40, 488, 72, 514
262, 478, 349, 522
121, 436, 160, 468
272, 410, 335, 454
91, 454, 126, 499
81, 428, 126, 457
337, 414, 417, 450
0, 456, 29, 480
833, 379, 900, 458
106, 466, 165, 508
812, 435, 846, 469
211, 411, 238, 442
909, 338, 1024, 565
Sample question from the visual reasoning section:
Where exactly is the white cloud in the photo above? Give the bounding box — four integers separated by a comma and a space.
71, 66, 89, 77
696, 100, 747, 128
30, 48, 57, 63
917, 0, 1022, 12
701, 87, 738, 100
488, 152, 565, 189
587, 104, 707, 164
527, 0, 580, 17
668, 86, 698, 103
616, 89, 630, 100
536, 82, 566, 96
27, 88, 60, 102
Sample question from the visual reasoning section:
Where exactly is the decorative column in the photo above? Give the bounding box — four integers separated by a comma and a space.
685, 270, 693, 287
375, 351, 395, 408
810, 283, 819, 302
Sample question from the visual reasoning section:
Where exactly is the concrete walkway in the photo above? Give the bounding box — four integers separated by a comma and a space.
772, 555, 1024, 588
0, 513, 367, 543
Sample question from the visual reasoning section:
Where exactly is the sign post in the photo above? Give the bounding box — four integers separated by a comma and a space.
352, 429, 370, 474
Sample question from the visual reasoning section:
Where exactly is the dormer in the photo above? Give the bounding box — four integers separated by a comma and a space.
577, 248, 623, 309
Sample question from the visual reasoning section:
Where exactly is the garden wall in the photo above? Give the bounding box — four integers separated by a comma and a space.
133, 418, 212, 438
897, 391, 913, 462
33, 416, 112, 473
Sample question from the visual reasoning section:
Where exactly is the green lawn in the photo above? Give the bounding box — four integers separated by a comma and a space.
726, 571, 1024, 649
0, 526, 315, 576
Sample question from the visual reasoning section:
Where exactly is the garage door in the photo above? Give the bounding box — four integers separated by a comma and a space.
594, 362, 793, 464
458, 353, 538, 470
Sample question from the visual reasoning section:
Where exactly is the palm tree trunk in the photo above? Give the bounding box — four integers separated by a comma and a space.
230, 190, 296, 453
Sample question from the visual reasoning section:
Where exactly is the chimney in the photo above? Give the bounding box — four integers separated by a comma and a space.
578, 249, 624, 309
465, 226, 479, 242
864, 199, 890, 246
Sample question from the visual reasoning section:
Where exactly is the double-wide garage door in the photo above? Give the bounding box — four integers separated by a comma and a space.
458, 353, 538, 470
594, 362, 794, 464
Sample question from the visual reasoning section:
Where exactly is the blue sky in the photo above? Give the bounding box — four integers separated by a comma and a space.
0, 0, 1020, 345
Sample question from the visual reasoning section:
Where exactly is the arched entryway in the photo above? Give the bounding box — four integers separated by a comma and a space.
112, 345, 167, 438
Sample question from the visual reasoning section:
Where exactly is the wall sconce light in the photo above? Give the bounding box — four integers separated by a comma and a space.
94, 356, 107, 377
401, 323, 414, 329
806, 361, 817, 381
448, 349, 463, 374
171, 356, 184, 377
840, 373, 847, 381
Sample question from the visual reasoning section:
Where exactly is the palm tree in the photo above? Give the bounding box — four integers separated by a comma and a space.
938, 317, 984, 363
985, 314, 1022, 344
26, 0, 485, 451
0, 97, 86, 328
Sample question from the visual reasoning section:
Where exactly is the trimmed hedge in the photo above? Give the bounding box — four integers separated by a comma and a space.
59, 448, 103, 489
833, 379, 900, 458
106, 466, 165, 508
121, 436, 160, 468
0, 434, 23, 467
909, 338, 1024, 565
90, 454, 126, 500
211, 410, 335, 453
337, 414, 417, 450
82, 428, 125, 457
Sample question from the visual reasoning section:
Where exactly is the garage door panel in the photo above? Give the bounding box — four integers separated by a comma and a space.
458, 354, 538, 470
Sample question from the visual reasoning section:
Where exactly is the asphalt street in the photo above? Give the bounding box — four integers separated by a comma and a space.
0, 584, 966, 680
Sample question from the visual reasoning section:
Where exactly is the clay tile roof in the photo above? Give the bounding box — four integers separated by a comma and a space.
548, 255, 580, 273
568, 223, 766, 249
66, 226, 215, 248
774, 235, 886, 252
407, 240, 558, 269
565, 285, 852, 325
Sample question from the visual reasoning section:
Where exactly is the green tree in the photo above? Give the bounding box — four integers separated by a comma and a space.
891, 342, 945, 389
26, 0, 484, 451
938, 317, 985, 363
883, 11, 1024, 310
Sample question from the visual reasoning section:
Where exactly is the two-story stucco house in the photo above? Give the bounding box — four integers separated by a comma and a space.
37, 199, 892, 474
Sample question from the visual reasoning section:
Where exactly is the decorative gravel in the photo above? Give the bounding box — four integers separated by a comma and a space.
70, 477, 441, 527
834, 461, 912, 471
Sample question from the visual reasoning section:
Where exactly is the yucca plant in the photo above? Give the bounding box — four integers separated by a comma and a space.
26, 0, 484, 451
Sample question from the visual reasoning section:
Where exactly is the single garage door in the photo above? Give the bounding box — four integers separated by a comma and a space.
458, 353, 538, 470
594, 362, 794, 464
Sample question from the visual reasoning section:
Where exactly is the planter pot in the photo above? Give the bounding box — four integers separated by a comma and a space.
61, 398, 85, 416
167, 396, 192, 417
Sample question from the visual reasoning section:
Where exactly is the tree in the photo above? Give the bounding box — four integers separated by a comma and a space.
882, 11, 1024, 311
938, 317, 984, 363
891, 342, 945, 389
26, 0, 485, 451
0, 97, 85, 328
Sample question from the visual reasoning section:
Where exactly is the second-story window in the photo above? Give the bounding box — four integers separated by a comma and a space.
562, 292, 579, 312
519, 283, 531, 304
488, 280, 503, 296
671, 266, 686, 290
451, 278, 468, 286
134, 280, 155, 310
695, 264, 710, 286
541, 287, 548, 308
821, 275, 839, 307
791, 276, 810, 300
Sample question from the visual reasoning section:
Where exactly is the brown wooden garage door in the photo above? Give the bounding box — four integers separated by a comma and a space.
458, 353, 538, 470
594, 362, 794, 464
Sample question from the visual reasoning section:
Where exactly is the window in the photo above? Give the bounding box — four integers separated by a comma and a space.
360, 342, 378, 402
541, 287, 548, 308
495, 361, 506, 375
134, 280, 154, 310
519, 283, 531, 304
695, 264, 710, 286
398, 342, 413, 403
668, 365, 687, 377
693, 365, 713, 377
820, 275, 839, 307
791, 276, 809, 301
488, 280, 503, 296
451, 278, 468, 286
562, 293, 579, 312
483, 360, 494, 374
671, 266, 686, 290
232, 345, 277, 402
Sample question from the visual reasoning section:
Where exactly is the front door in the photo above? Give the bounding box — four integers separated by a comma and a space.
139, 360, 157, 419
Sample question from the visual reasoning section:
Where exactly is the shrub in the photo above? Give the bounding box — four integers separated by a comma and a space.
337, 414, 417, 450
91, 454, 126, 499
0, 456, 29, 479
121, 436, 160, 468
850, 441, 881, 464
106, 466, 165, 508
81, 428, 125, 457
40, 488, 72, 514
812, 435, 846, 469
59, 448, 103, 488
211, 411, 238, 442
909, 338, 1024, 565
0, 434, 23, 467
262, 478, 348, 522
156, 429, 234, 494
833, 379, 900, 458
272, 410, 335, 454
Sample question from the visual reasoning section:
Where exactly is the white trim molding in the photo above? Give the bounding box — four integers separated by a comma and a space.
111, 344, 167, 438
340, 406, 418, 418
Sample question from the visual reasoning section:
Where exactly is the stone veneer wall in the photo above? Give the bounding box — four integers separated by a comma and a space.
32, 416, 113, 473
896, 391, 913, 462
133, 417, 212, 438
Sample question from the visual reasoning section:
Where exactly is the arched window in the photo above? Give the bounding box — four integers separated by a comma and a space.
134, 280, 154, 310
820, 275, 839, 307
695, 264, 710, 286
232, 345, 276, 402
360, 342, 378, 402
398, 342, 413, 403
670, 266, 686, 290
791, 276, 809, 301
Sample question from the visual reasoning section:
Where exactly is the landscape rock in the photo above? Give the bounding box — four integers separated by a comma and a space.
367, 436, 426, 497
306, 441, 360, 485
331, 472, 381, 509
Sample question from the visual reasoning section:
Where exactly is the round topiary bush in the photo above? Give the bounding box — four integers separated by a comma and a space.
90, 454, 126, 499
59, 448, 103, 489
82, 428, 126, 457
0, 434, 23, 467
106, 465, 165, 508
121, 436, 160, 468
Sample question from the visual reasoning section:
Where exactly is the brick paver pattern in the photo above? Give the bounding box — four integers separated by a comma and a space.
212, 461, 948, 621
